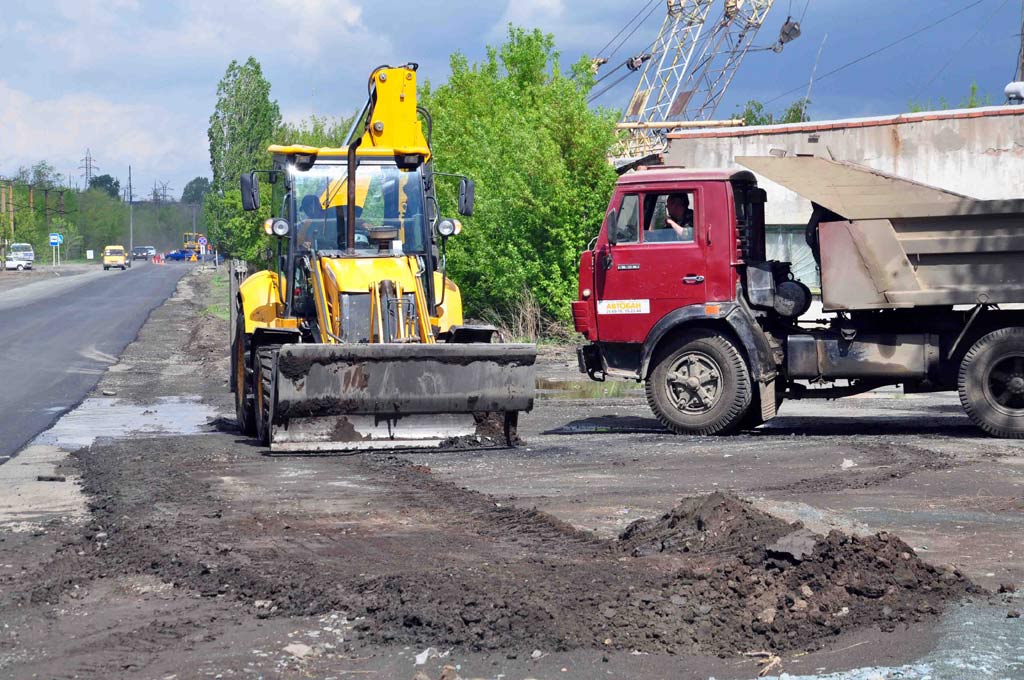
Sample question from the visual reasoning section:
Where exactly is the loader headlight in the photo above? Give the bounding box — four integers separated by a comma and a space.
437, 219, 461, 238
267, 218, 290, 237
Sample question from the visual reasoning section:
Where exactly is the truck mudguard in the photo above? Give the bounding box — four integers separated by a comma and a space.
639, 302, 777, 382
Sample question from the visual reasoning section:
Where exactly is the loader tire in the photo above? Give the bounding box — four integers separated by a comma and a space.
645, 331, 751, 436
959, 327, 1024, 438
254, 346, 279, 447
233, 312, 256, 436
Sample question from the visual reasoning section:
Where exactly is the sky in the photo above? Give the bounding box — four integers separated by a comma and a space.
0, 0, 1020, 197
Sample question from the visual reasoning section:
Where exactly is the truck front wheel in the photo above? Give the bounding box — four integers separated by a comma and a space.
959, 327, 1024, 438
645, 331, 752, 436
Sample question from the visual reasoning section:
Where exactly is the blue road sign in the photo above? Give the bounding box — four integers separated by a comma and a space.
198, 236, 208, 247
49, 233, 63, 246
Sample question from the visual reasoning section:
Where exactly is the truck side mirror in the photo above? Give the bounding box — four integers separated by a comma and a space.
240, 172, 260, 211
605, 209, 618, 245
458, 178, 475, 217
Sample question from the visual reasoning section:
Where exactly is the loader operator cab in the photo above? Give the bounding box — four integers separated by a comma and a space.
291, 162, 428, 256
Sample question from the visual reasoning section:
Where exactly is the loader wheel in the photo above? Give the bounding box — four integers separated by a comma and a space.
233, 312, 256, 436
254, 346, 278, 447
959, 327, 1024, 438
645, 331, 751, 436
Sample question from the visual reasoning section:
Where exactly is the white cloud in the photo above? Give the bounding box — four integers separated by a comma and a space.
0, 80, 205, 190
31, 0, 383, 71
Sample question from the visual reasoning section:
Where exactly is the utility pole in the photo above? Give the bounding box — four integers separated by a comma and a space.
1018, 1, 1024, 82
0, 183, 6, 269
7, 181, 13, 243
128, 166, 134, 259
43, 189, 49, 229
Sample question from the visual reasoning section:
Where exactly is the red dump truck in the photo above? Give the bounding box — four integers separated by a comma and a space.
573, 156, 1024, 438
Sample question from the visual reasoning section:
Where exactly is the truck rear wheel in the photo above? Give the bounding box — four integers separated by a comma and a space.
233, 312, 256, 436
959, 327, 1024, 438
645, 331, 752, 436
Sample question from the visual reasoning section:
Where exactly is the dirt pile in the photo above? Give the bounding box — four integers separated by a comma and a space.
346, 491, 976, 656
619, 491, 794, 557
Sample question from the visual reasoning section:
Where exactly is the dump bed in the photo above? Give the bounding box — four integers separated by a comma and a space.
738, 156, 1024, 311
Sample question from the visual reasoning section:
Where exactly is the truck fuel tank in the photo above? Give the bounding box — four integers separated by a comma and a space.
786, 332, 940, 380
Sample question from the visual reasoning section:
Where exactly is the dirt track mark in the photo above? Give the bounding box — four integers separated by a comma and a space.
753, 442, 966, 495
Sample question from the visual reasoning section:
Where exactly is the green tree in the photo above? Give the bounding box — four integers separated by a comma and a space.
208, 57, 281, 193
89, 174, 121, 199
13, 161, 63, 188
908, 82, 991, 112
205, 57, 280, 261
181, 177, 212, 204
736, 98, 810, 126
420, 26, 619, 320
277, 113, 356, 147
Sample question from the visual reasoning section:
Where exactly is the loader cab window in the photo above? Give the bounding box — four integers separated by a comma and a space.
643, 192, 695, 243
289, 162, 427, 255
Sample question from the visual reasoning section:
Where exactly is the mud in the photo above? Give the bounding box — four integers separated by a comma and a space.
22, 441, 975, 662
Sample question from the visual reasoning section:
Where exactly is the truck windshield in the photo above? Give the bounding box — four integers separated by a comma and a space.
290, 162, 427, 255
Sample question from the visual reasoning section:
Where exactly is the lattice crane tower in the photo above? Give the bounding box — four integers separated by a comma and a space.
615, 0, 776, 161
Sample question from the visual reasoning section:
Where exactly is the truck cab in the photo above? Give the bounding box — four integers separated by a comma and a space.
575, 160, 1024, 439
574, 168, 784, 435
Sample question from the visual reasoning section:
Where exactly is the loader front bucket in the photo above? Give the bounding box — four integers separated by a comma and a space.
268, 343, 537, 452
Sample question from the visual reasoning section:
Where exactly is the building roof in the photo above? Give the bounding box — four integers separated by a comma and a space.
667, 105, 1024, 140
618, 167, 755, 184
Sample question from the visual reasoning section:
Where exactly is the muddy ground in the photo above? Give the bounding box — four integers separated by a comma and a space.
0, 269, 1021, 679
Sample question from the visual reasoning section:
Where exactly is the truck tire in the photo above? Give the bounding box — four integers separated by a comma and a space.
254, 346, 279, 447
959, 327, 1024, 438
233, 312, 256, 436
645, 331, 752, 435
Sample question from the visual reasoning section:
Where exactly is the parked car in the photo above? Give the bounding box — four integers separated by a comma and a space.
146, 246, 157, 258
4, 256, 31, 271
164, 249, 194, 262
132, 246, 152, 261
103, 245, 129, 270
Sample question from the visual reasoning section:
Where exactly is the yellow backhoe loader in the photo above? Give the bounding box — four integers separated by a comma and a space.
230, 63, 537, 451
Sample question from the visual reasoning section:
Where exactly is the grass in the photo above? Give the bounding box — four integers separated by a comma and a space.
204, 270, 230, 321
482, 287, 576, 345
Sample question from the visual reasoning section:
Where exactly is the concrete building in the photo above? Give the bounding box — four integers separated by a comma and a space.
664, 105, 1024, 288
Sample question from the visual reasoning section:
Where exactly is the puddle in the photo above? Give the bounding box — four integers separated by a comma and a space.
536, 377, 643, 400
545, 415, 667, 435
33, 396, 220, 450
757, 600, 1024, 679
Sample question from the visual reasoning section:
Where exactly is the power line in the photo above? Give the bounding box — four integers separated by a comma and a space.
605, 0, 661, 62
915, 0, 1012, 100
764, 0, 988, 106
596, 0, 659, 59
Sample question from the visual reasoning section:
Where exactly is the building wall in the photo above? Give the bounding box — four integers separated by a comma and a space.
663, 106, 1024, 289
664, 106, 1024, 224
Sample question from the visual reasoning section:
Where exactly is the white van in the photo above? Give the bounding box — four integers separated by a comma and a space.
5, 243, 34, 270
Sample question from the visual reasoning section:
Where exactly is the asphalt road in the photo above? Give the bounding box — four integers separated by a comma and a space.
0, 262, 189, 462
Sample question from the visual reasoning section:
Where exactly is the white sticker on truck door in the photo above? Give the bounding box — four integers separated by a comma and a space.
597, 299, 650, 315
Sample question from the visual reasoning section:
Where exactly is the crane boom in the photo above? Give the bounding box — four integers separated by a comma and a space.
613, 0, 775, 162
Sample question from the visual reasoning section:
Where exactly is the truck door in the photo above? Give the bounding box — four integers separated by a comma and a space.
594, 187, 707, 344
